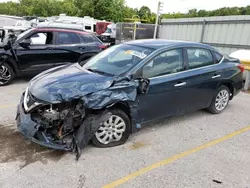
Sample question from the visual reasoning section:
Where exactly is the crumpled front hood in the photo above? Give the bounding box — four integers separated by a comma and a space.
28, 63, 114, 103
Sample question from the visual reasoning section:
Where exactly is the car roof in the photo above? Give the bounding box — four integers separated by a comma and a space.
126, 39, 217, 52
34, 27, 90, 35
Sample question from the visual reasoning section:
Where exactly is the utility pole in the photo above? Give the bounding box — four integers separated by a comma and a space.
132, 15, 140, 40
154, 1, 164, 39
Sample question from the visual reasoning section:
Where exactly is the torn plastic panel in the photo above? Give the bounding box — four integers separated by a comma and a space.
75, 111, 111, 160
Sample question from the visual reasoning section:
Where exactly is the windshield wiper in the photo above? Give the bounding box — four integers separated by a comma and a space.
86, 68, 108, 75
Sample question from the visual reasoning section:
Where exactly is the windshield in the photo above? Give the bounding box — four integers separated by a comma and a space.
105, 28, 112, 33
16, 28, 33, 42
83, 44, 154, 76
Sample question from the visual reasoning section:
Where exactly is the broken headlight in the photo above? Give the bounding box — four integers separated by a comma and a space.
23, 87, 42, 113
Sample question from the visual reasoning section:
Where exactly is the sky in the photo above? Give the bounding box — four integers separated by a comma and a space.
126, 0, 250, 13
0, 0, 250, 13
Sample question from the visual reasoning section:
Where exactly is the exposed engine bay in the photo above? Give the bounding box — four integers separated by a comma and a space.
23, 98, 111, 159
32, 101, 85, 148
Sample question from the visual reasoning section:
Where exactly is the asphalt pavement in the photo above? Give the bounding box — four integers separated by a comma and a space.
0, 77, 250, 188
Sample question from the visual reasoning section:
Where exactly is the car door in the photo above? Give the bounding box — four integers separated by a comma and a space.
15, 30, 57, 73
53, 31, 83, 66
182, 47, 222, 111
137, 48, 192, 123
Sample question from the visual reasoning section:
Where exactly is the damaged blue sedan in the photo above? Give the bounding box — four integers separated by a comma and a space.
16, 39, 243, 158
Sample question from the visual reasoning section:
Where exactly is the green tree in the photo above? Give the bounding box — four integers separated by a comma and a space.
188, 9, 198, 17
197, 10, 208, 17
138, 6, 151, 22
1, 1, 250, 23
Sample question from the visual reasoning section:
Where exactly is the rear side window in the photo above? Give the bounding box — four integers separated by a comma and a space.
0, 30, 4, 39
214, 52, 223, 63
81, 35, 102, 44
187, 48, 214, 69
56, 32, 81, 45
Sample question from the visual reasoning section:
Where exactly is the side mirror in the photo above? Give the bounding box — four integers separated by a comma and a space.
138, 78, 150, 94
19, 39, 31, 49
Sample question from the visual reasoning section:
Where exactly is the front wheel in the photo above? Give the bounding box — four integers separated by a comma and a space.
0, 63, 15, 86
207, 86, 230, 114
92, 109, 131, 148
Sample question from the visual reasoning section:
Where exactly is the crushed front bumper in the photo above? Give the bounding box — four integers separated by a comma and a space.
16, 93, 72, 151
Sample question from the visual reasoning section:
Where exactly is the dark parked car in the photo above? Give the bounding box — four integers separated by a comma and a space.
0, 27, 106, 86
16, 39, 243, 158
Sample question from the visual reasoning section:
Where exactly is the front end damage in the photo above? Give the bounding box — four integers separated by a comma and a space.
16, 75, 146, 159
17, 93, 112, 159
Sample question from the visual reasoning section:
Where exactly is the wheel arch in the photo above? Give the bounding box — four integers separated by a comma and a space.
220, 81, 234, 100
106, 101, 133, 132
1, 55, 19, 75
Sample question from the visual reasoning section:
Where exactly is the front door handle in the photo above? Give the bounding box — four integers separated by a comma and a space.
78, 47, 85, 50
174, 82, 186, 87
212, 74, 221, 79
46, 47, 54, 50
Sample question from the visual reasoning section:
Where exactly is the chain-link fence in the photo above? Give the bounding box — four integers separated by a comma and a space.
115, 22, 158, 44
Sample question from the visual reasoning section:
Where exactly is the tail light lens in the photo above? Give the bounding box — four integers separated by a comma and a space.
99, 45, 108, 50
237, 64, 245, 72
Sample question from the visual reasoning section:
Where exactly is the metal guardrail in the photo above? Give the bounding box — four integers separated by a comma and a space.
161, 19, 250, 25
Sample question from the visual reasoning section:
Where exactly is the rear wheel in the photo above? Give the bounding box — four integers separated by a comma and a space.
92, 109, 131, 148
207, 86, 230, 114
0, 63, 15, 86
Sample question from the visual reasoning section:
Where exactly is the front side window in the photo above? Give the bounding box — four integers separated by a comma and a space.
187, 48, 214, 69
56, 32, 81, 45
85, 25, 92, 30
142, 49, 184, 78
83, 44, 154, 76
29, 32, 53, 45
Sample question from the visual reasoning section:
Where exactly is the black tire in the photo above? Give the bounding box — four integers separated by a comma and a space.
0, 63, 15, 86
207, 85, 230, 114
92, 109, 131, 148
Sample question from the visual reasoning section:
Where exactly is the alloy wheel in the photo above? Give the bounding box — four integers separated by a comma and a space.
95, 115, 126, 145
215, 89, 229, 111
0, 65, 11, 85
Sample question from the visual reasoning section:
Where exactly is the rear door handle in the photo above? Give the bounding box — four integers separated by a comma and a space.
174, 82, 186, 87
212, 75, 221, 79
46, 47, 54, 50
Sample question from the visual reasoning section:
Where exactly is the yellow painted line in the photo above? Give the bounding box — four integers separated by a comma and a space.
0, 104, 16, 109
103, 126, 250, 188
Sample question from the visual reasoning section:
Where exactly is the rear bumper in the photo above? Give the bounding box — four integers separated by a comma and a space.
230, 72, 244, 99
16, 93, 72, 151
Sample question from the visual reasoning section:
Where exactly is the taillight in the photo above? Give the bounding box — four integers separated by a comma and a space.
99, 45, 107, 50
237, 64, 245, 72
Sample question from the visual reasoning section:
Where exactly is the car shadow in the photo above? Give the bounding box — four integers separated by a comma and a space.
136, 110, 210, 134
11, 76, 33, 84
